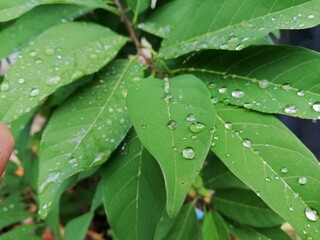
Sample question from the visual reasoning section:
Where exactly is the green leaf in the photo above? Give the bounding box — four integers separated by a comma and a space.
0, 22, 127, 124
202, 211, 230, 240
155, 204, 198, 240
125, 0, 150, 14
0, 224, 40, 240
212, 103, 320, 239
156, 0, 320, 58
214, 189, 283, 227
172, 46, 320, 119
0, 0, 109, 22
38, 59, 143, 218
0, 5, 93, 59
229, 224, 271, 240
102, 131, 166, 240
126, 74, 215, 217
258, 227, 293, 240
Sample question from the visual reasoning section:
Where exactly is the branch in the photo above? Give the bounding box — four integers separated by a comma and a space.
114, 0, 166, 77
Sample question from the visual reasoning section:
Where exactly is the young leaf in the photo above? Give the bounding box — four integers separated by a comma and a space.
0, 22, 127, 124
0, 0, 109, 22
156, 0, 320, 58
38, 59, 143, 218
214, 189, 283, 227
102, 131, 166, 240
172, 46, 320, 119
212, 103, 320, 239
155, 204, 198, 240
0, 5, 93, 59
202, 211, 230, 240
126, 74, 215, 217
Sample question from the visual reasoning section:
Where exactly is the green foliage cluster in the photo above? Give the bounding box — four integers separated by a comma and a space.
1, 0, 320, 239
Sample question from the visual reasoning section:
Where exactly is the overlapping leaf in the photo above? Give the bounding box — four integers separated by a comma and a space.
140, 0, 320, 58
0, 22, 127, 124
0, 5, 93, 59
126, 75, 215, 217
172, 46, 320, 119
38, 59, 143, 217
102, 131, 166, 240
202, 211, 229, 240
212, 103, 320, 239
0, 0, 109, 22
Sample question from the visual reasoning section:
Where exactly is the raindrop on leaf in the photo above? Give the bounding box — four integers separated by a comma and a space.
182, 147, 195, 160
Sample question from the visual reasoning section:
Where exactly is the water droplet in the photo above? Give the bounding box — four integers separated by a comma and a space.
299, 176, 307, 185
182, 147, 195, 160
305, 207, 319, 221
35, 58, 42, 64
186, 114, 196, 122
308, 14, 315, 19
167, 120, 177, 130
284, 105, 297, 115
242, 138, 252, 148
259, 79, 269, 89
227, 35, 238, 43
30, 88, 40, 97
235, 44, 244, 51
243, 102, 252, 109
282, 83, 291, 91
208, 82, 216, 89
18, 78, 25, 84
47, 76, 61, 85
289, 205, 295, 212
224, 122, 232, 129
45, 48, 55, 56
220, 44, 228, 50
231, 89, 245, 99
163, 93, 172, 103
29, 51, 37, 57
189, 122, 206, 133
210, 126, 217, 134
211, 97, 219, 104
0, 82, 10, 92
312, 102, 320, 112
297, 90, 305, 96
281, 167, 288, 173
219, 86, 228, 94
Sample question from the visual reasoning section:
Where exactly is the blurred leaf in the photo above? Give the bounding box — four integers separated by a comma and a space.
212, 103, 320, 238
202, 211, 230, 240
214, 189, 283, 227
0, 22, 127, 124
0, 0, 109, 22
125, 0, 150, 14
258, 227, 293, 240
126, 75, 215, 217
172, 46, 320, 119
0, 5, 92, 59
229, 224, 271, 240
38, 59, 143, 218
0, 224, 40, 240
102, 131, 166, 240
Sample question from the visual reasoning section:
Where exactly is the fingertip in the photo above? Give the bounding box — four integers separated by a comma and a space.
0, 122, 14, 177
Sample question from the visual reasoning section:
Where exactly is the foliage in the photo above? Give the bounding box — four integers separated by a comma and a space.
1, 0, 320, 239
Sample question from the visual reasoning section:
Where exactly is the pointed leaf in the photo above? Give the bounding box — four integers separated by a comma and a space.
172, 46, 320, 119
202, 211, 230, 240
0, 22, 127, 124
229, 224, 272, 240
102, 131, 166, 240
0, 5, 93, 59
126, 75, 215, 217
214, 189, 283, 227
0, 224, 40, 240
157, 0, 320, 58
0, 0, 109, 22
212, 103, 320, 238
38, 59, 143, 217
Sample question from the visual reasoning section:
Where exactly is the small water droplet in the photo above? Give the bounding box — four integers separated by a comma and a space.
282, 83, 291, 91
18, 78, 25, 84
299, 176, 307, 185
167, 120, 177, 130
45, 48, 55, 56
289, 205, 295, 212
182, 147, 195, 160
297, 90, 305, 96
210, 126, 217, 134
208, 82, 216, 89
220, 44, 228, 50
211, 97, 219, 104
259, 79, 269, 89
231, 89, 245, 99
242, 138, 252, 148
163, 93, 172, 103
243, 102, 252, 109
35, 58, 42, 64
308, 14, 315, 19
219, 86, 228, 94
186, 114, 196, 122
47, 76, 61, 85
312, 102, 320, 112
305, 207, 319, 221
0, 82, 10, 92
189, 122, 206, 133
224, 122, 232, 129
30, 88, 40, 97
284, 105, 297, 115
29, 51, 37, 57
281, 167, 288, 173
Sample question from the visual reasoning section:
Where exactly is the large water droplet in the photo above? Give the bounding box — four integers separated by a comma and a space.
299, 176, 307, 185
242, 138, 252, 148
259, 80, 269, 89
231, 89, 245, 99
305, 207, 319, 222
284, 105, 297, 115
167, 120, 177, 130
189, 122, 206, 133
30, 88, 40, 97
312, 102, 320, 112
186, 114, 196, 122
182, 147, 195, 159
224, 122, 232, 129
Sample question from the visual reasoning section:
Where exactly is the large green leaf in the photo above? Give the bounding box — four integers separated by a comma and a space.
0, 0, 109, 22
212, 103, 320, 239
214, 189, 283, 227
202, 211, 230, 240
38, 59, 143, 218
126, 75, 215, 217
0, 5, 92, 59
172, 46, 320, 119
0, 22, 127, 124
102, 131, 166, 240
159, 0, 320, 58
155, 204, 198, 240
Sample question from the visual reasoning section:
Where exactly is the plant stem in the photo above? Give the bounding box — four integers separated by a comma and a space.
114, 0, 166, 77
